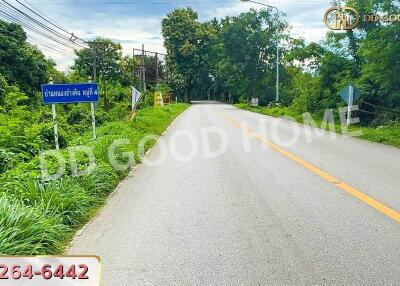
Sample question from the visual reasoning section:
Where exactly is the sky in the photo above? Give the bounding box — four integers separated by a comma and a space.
23, 0, 332, 71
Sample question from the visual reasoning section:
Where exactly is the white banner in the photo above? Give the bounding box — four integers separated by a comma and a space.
131, 87, 142, 110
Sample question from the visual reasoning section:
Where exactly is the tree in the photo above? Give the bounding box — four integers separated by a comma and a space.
162, 8, 288, 103
358, 24, 400, 123
0, 20, 54, 100
162, 8, 216, 102
73, 38, 123, 110
213, 9, 288, 103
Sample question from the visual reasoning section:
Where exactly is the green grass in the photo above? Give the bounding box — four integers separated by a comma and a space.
235, 104, 400, 148
0, 103, 189, 255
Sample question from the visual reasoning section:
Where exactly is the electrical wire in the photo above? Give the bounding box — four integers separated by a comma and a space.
27, 36, 77, 56
361, 100, 400, 114
0, 1, 89, 70
16, 0, 87, 45
0, 0, 87, 48
0, 6, 81, 51
1, 0, 86, 48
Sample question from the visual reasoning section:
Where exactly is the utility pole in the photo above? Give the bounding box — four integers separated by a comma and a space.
133, 47, 166, 88
155, 52, 159, 84
132, 48, 135, 85
88, 77, 97, 141
141, 44, 146, 92
92, 41, 97, 82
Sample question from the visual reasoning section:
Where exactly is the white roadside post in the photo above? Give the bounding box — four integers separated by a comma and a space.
347, 85, 354, 126
89, 77, 97, 140
49, 78, 60, 150
91, 102, 96, 140
340, 84, 360, 127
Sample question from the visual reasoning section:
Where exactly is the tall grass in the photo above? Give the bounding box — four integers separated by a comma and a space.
235, 104, 400, 148
0, 197, 69, 255
0, 103, 189, 255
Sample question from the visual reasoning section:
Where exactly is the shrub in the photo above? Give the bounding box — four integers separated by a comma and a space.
0, 197, 69, 255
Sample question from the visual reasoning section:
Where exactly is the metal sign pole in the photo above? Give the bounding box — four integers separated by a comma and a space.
88, 77, 97, 141
42, 82, 100, 144
91, 102, 97, 140
48, 79, 60, 150
52, 103, 59, 150
347, 85, 354, 126
142, 44, 146, 92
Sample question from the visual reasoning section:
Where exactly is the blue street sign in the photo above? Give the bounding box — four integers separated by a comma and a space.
340, 84, 361, 105
41, 83, 99, 104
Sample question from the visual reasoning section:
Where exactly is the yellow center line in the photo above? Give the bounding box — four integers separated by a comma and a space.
215, 108, 400, 224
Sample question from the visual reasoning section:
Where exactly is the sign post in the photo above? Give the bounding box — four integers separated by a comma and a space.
51, 103, 59, 150
41, 82, 100, 148
48, 79, 60, 150
90, 102, 97, 141
88, 78, 97, 141
347, 85, 354, 126
340, 84, 361, 126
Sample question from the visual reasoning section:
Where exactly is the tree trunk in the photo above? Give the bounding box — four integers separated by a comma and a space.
185, 85, 188, 103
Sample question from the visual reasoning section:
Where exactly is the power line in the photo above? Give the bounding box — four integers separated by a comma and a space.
1, 0, 85, 48
361, 100, 400, 114
15, 0, 87, 45
133, 47, 167, 56
0, 21, 77, 56
0, 4, 76, 47
0, 11, 79, 51
27, 36, 77, 56
0, 5, 81, 51
0, 0, 87, 49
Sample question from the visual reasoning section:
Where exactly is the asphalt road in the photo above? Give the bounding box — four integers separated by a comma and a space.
69, 103, 400, 285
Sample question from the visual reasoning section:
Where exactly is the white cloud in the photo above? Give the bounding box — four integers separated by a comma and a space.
19, 0, 331, 71
205, 0, 328, 43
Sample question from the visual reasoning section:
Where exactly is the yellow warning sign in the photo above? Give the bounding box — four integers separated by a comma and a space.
154, 91, 164, 107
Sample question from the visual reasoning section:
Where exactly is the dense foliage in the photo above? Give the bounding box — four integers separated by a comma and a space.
162, 1, 400, 125
0, 18, 187, 254
0, 103, 188, 254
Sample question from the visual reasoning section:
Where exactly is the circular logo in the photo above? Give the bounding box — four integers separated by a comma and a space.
324, 7, 360, 30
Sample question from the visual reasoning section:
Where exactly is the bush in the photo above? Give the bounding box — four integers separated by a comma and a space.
0, 197, 69, 255
67, 106, 89, 125
0, 103, 189, 255
17, 179, 97, 227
